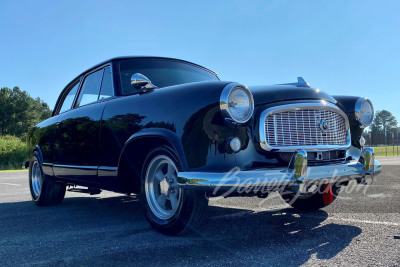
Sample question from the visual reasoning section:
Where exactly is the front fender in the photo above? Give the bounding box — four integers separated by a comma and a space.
333, 95, 365, 150
120, 128, 188, 170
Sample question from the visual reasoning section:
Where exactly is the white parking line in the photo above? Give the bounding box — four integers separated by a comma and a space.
0, 183, 22, 186
209, 203, 400, 226
327, 217, 400, 226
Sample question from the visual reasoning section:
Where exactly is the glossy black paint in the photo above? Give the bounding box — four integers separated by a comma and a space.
53, 102, 106, 183
333, 95, 365, 150
249, 85, 337, 106
100, 80, 235, 172
28, 56, 366, 194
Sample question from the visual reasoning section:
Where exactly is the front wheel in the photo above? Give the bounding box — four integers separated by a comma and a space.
141, 147, 208, 236
29, 155, 66, 206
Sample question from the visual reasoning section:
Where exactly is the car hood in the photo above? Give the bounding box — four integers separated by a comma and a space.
248, 85, 337, 106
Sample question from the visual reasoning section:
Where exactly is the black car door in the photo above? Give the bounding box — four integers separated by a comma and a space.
53, 66, 114, 184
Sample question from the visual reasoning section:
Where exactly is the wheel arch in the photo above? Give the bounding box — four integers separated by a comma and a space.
29, 145, 55, 177
116, 129, 187, 194
31, 145, 44, 164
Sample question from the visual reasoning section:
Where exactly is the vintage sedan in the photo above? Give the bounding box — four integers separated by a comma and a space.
28, 56, 381, 235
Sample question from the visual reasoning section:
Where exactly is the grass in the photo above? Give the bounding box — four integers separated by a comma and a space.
0, 169, 27, 173
0, 135, 28, 170
372, 146, 400, 157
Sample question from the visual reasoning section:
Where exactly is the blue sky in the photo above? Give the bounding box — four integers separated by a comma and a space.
1, 0, 399, 121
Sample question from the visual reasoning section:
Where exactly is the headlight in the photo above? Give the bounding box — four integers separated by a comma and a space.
355, 97, 374, 128
220, 83, 254, 123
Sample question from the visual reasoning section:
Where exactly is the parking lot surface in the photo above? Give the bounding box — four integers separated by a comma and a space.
0, 157, 399, 266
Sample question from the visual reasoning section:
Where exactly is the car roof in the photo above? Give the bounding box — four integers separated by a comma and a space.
62, 56, 217, 96
82, 56, 217, 78
53, 56, 218, 115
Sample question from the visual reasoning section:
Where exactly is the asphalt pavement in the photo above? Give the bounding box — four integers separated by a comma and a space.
0, 157, 399, 266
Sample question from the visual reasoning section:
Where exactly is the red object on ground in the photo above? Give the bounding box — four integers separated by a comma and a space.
323, 183, 333, 204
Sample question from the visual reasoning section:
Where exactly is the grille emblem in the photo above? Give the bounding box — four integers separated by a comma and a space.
319, 119, 329, 133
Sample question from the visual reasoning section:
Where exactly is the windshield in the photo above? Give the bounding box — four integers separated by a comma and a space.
119, 59, 219, 95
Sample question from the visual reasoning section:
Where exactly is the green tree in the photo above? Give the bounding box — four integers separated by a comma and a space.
370, 110, 398, 134
0, 86, 52, 138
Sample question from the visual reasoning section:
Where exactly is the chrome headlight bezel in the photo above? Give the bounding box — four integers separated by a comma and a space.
355, 97, 374, 128
220, 83, 254, 124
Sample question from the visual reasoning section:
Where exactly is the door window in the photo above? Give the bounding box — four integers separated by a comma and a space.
99, 66, 114, 99
76, 69, 104, 107
59, 82, 80, 114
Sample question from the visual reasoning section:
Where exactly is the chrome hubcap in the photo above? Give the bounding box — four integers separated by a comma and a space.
31, 161, 42, 197
145, 155, 181, 220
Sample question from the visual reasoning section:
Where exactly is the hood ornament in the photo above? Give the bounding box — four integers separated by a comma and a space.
297, 77, 310, 88
278, 77, 311, 88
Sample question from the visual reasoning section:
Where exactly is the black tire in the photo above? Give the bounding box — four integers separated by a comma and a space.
141, 146, 208, 236
29, 154, 66, 206
281, 183, 341, 212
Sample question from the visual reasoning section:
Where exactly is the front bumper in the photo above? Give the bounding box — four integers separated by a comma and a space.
177, 147, 382, 192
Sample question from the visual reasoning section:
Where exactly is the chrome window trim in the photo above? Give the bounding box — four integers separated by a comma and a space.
56, 77, 82, 115
220, 83, 254, 124
355, 97, 374, 128
259, 102, 351, 151
72, 63, 113, 109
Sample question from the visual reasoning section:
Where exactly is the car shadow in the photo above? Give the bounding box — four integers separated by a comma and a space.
201, 205, 361, 265
0, 194, 362, 266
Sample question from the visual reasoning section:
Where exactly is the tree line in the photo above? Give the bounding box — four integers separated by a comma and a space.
0, 87, 52, 139
370, 110, 399, 135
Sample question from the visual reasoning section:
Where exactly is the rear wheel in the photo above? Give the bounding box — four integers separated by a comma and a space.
281, 183, 341, 212
29, 155, 66, 206
142, 147, 208, 236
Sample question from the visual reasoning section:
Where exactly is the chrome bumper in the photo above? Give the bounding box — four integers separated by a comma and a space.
177, 147, 382, 191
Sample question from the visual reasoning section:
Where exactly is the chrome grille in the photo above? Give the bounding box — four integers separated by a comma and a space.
261, 104, 350, 150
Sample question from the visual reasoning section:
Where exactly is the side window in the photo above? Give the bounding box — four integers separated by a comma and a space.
59, 82, 80, 114
76, 69, 104, 107
99, 66, 114, 99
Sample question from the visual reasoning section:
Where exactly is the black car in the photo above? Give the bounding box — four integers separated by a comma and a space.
27, 56, 381, 235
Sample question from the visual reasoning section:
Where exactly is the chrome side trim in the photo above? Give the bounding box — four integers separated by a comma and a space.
42, 163, 54, 176
98, 166, 118, 171
53, 164, 98, 178
53, 164, 98, 170
259, 102, 351, 151
98, 166, 118, 177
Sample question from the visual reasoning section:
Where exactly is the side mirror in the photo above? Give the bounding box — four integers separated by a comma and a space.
130, 73, 157, 90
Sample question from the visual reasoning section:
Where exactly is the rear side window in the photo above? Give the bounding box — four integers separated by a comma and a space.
76, 69, 104, 107
59, 82, 80, 114
99, 66, 113, 99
